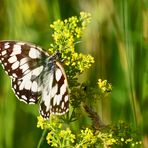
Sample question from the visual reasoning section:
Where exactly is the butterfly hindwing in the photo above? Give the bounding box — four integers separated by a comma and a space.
40, 62, 69, 119
12, 78, 41, 104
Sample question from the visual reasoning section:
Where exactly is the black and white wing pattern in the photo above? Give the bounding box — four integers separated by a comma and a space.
0, 40, 69, 119
40, 61, 69, 118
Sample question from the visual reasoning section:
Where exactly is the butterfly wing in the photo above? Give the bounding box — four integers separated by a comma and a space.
40, 62, 69, 119
12, 78, 41, 104
0, 41, 48, 78
0, 41, 48, 104
0, 40, 69, 119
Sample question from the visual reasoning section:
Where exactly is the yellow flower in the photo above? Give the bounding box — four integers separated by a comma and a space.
48, 12, 94, 78
46, 132, 53, 145
37, 116, 45, 130
80, 128, 96, 144
121, 138, 124, 141
59, 128, 75, 143
98, 79, 112, 93
139, 141, 142, 144
125, 138, 133, 144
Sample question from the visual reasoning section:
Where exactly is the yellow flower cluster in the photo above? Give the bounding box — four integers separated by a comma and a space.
97, 132, 117, 146
49, 12, 94, 78
37, 116, 142, 147
50, 12, 91, 45
78, 128, 97, 146
98, 79, 112, 94
59, 128, 76, 143
65, 53, 94, 74
120, 137, 142, 146
37, 115, 75, 147
46, 131, 57, 147
36, 12, 142, 148
46, 127, 75, 147
37, 116, 49, 130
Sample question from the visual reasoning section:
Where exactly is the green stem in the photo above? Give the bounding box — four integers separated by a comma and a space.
121, 0, 137, 127
37, 129, 47, 148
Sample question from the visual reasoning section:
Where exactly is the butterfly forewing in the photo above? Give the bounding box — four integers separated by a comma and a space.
0, 41, 47, 78
0, 40, 69, 119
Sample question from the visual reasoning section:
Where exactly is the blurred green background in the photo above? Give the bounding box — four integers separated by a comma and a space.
0, 0, 148, 147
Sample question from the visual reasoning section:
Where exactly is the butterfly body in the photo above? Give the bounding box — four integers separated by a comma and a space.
0, 41, 69, 119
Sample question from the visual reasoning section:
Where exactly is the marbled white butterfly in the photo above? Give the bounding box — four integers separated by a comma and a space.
0, 41, 69, 119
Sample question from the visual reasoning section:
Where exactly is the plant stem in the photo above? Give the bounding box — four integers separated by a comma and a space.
37, 129, 47, 148
121, 0, 137, 126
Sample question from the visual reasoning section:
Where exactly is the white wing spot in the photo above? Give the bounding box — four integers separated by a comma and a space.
31, 81, 38, 92
4, 43, 10, 49
12, 73, 17, 77
1, 50, 7, 56
20, 63, 29, 72
64, 95, 68, 102
13, 84, 17, 89
19, 81, 25, 90
20, 58, 28, 66
32, 66, 43, 77
11, 61, 19, 70
60, 81, 66, 95
24, 80, 32, 90
29, 98, 35, 102
61, 101, 65, 109
51, 84, 58, 98
21, 95, 27, 100
29, 48, 41, 59
41, 72, 54, 108
19, 73, 31, 90
23, 72, 31, 80
10, 45, 21, 56
54, 94, 62, 106
8, 56, 17, 63
55, 68, 62, 82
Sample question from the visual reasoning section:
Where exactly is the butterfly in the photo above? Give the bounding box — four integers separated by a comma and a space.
0, 40, 69, 119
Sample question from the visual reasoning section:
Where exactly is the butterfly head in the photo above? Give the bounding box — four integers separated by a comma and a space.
49, 50, 64, 63
55, 50, 62, 60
